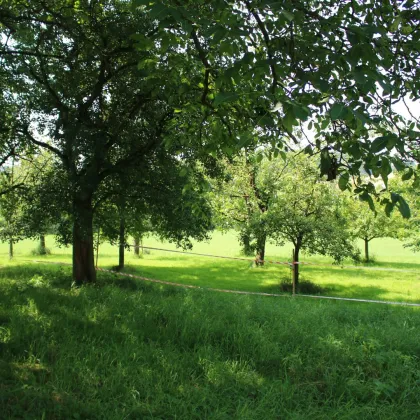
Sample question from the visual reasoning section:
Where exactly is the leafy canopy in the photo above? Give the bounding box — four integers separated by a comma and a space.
131, 0, 419, 210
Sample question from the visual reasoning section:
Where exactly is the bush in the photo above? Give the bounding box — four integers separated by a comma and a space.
279, 277, 326, 295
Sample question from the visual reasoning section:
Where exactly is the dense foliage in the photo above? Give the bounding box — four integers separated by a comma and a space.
0, 0, 419, 282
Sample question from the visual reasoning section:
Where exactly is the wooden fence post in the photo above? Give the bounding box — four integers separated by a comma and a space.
292, 249, 296, 296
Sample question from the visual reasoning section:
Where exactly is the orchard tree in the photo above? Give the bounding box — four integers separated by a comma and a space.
346, 196, 404, 262
0, 0, 218, 284
16, 152, 61, 255
94, 158, 213, 270
389, 167, 420, 252
211, 151, 288, 264
2, 0, 419, 283
0, 160, 25, 258
266, 156, 358, 290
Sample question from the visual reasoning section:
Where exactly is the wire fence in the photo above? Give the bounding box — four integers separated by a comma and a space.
120, 244, 417, 272
27, 259, 420, 308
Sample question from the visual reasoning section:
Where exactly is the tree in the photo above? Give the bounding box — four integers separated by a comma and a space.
389, 168, 420, 252
2, 0, 419, 283
346, 196, 404, 262
210, 151, 288, 264
17, 152, 66, 254
96, 158, 212, 270
0, 1, 216, 284
266, 156, 358, 290
0, 160, 24, 258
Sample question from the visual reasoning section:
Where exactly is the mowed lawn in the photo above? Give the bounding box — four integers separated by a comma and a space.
0, 232, 419, 303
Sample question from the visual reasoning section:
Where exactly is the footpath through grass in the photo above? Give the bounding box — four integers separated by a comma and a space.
1, 264, 420, 419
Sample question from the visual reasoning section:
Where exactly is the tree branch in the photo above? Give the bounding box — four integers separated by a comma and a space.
20, 126, 64, 159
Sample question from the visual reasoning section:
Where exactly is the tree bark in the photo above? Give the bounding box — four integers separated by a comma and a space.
293, 239, 302, 294
118, 216, 125, 270
72, 196, 96, 285
364, 238, 369, 262
255, 233, 266, 266
9, 239, 13, 260
40, 234, 46, 255
134, 236, 140, 256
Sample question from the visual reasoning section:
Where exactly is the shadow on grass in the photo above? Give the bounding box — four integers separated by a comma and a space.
102, 260, 412, 303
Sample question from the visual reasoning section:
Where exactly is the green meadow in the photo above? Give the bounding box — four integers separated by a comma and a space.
1, 233, 420, 419
2, 232, 419, 303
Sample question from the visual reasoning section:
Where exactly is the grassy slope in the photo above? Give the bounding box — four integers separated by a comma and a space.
1, 265, 420, 419
1, 233, 419, 302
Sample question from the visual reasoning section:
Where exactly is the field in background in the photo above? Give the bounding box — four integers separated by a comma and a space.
0, 232, 419, 303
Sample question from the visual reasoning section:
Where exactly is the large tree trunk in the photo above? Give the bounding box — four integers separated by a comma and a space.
364, 238, 369, 262
255, 233, 266, 266
39, 234, 46, 255
72, 196, 96, 285
134, 236, 140, 256
9, 239, 13, 260
118, 216, 125, 270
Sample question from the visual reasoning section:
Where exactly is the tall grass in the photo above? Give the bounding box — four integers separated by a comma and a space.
1, 264, 420, 419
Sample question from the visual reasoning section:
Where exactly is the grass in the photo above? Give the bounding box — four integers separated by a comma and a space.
1, 232, 419, 303
1, 263, 420, 419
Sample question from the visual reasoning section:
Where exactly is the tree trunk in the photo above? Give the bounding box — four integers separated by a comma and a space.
9, 239, 13, 260
118, 216, 125, 270
364, 238, 369, 262
39, 234, 46, 255
255, 233, 266, 266
292, 241, 301, 294
72, 196, 96, 285
134, 236, 140, 256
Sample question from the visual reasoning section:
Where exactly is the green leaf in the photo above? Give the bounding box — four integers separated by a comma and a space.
392, 157, 406, 172
293, 104, 310, 121
360, 192, 375, 212
390, 192, 399, 204
150, 3, 168, 20
385, 202, 394, 217
282, 10, 294, 21
320, 149, 331, 176
390, 16, 402, 32
338, 172, 350, 191
282, 112, 296, 132
213, 92, 239, 106
131, 34, 154, 49
371, 136, 388, 153
397, 195, 411, 219
402, 168, 414, 181
330, 103, 345, 120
